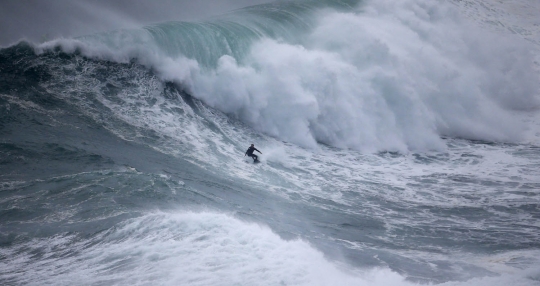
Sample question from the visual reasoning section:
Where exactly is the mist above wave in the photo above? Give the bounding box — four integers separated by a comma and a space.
31, 0, 540, 153
185, 0, 539, 152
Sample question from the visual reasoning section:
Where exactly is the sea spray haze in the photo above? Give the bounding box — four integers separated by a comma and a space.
35, 0, 538, 152
185, 0, 540, 152
1, 0, 540, 285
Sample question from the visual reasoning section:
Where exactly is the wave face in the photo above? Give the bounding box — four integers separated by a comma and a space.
1, 0, 540, 285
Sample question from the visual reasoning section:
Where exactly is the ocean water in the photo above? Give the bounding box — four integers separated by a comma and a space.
1, 0, 540, 285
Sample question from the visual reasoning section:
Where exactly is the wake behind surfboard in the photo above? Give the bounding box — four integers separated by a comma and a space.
244, 158, 260, 164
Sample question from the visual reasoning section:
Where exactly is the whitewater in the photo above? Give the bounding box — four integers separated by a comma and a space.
1, 0, 539, 285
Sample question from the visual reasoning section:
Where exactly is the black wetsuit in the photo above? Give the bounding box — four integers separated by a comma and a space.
245, 146, 260, 161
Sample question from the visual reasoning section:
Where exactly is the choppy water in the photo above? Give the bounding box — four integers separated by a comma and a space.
1, 0, 540, 285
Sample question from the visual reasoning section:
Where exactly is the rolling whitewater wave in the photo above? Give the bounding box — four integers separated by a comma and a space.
29, 0, 540, 153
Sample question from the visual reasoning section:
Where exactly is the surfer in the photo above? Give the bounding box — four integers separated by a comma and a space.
245, 144, 262, 162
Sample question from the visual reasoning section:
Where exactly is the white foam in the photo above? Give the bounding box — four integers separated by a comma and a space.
262, 145, 295, 167
4, 211, 539, 285
180, 0, 540, 152
0, 212, 413, 286
32, 0, 540, 153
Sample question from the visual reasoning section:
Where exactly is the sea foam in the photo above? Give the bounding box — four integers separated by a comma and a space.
34, 0, 540, 153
